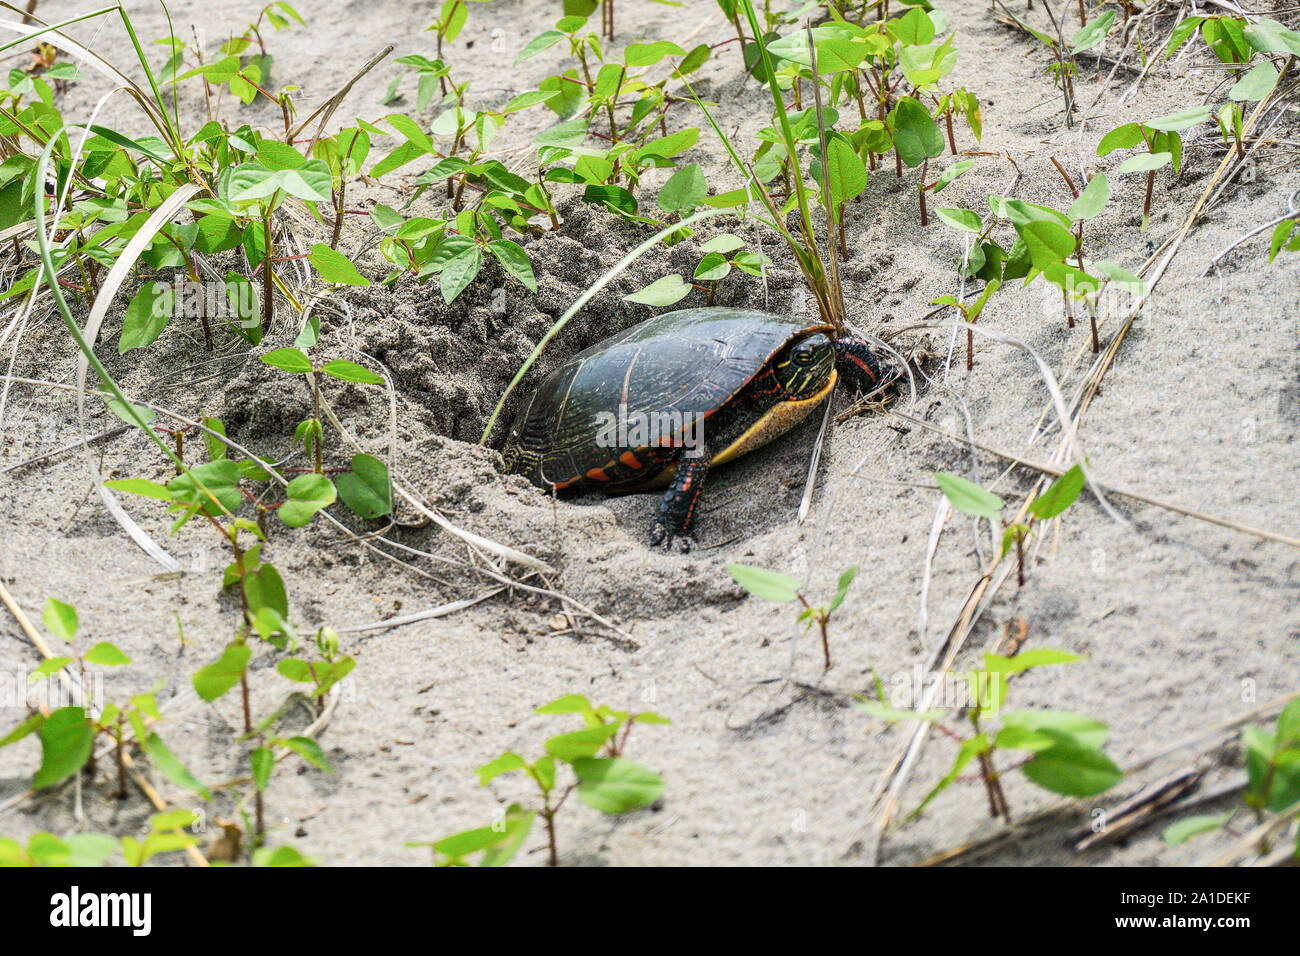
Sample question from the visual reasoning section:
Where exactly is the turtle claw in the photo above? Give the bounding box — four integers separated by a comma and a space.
649, 523, 695, 552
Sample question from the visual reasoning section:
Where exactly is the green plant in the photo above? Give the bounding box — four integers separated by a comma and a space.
0, 811, 198, 868
0, 598, 210, 802
1163, 695, 1300, 855
859, 649, 1122, 821
413, 695, 668, 866
726, 563, 857, 670
930, 279, 998, 372
1097, 106, 1212, 231
935, 465, 1085, 587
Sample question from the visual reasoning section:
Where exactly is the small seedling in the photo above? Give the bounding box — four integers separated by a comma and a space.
1163, 695, 1300, 854
930, 278, 998, 372
414, 695, 668, 866
726, 563, 857, 670
0, 599, 209, 804
858, 649, 1122, 821
935, 465, 1085, 586
1097, 106, 1212, 231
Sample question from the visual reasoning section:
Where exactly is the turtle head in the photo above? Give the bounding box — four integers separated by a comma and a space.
833, 335, 887, 396
775, 332, 834, 399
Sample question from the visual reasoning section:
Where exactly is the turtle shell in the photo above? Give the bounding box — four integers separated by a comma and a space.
503, 307, 832, 490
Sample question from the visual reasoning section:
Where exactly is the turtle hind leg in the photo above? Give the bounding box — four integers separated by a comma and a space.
650, 452, 710, 552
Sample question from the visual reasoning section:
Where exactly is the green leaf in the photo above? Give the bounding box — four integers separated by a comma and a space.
1071, 10, 1116, 53
320, 360, 383, 384
624, 40, 685, 66
278, 473, 336, 527
1020, 220, 1077, 268
544, 724, 618, 762
820, 136, 867, 209
224, 271, 261, 344
829, 565, 857, 613
337, 453, 392, 519
657, 163, 708, 215
1229, 61, 1279, 102
573, 757, 664, 813
1068, 173, 1109, 221
141, 733, 212, 800
479, 809, 534, 867
308, 243, 370, 285
853, 700, 945, 724
1269, 220, 1299, 263
31, 657, 72, 681
1163, 813, 1231, 846
33, 707, 94, 789
1276, 697, 1300, 749
912, 734, 988, 818
192, 643, 251, 701
726, 563, 801, 602
119, 281, 174, 354
815, 38, 867, 74
42, 598, 78, 641
999, 709, 1107, 749
253, 845, 317, 867
982, 649, 1083, 676
487, 239, 537, 291
1245, 18, 1300, 55
1094, 261, 1149, 294
440, 246, 482, 304
934, 472, 1004, 519
0, 712, 44, 749
892, 96, 944, 167
623, 274, 691, 306
892, 7, 935, 46
700, 233, 744, 254
251, 746, 274, 791
283, 736, 331, 772
1096, 122, 1143, 156
1021, 738, 1122, 797
167, 460, 243, 516
537, 694, 593, 715
933, 159, 972, 192
694, 252, 731, 282
1116, 151, 1171, 174
1029, 465, 1085, 520
261, 347, 313, 373
84, 642, 131, 667
477, 752, 527, 785
103, 478, 173, 501
1145, 106, 1212, 132
935, 207, 981, 232
516, 30, 565, 63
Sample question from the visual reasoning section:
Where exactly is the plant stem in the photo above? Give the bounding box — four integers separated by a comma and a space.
262, 203, 275, 328
542, 802, 558, 866
919, 158, 929, 225
1142, 168, 1154, 228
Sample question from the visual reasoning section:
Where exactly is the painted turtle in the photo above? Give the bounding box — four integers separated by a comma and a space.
501, 307, 886, 549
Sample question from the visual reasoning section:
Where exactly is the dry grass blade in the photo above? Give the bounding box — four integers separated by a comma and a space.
0, 11, 173, 142
71, 183, 200, 571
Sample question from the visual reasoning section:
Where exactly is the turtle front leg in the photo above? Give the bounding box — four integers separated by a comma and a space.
650, 451, 710, 552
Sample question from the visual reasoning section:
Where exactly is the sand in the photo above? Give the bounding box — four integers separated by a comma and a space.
0, 0, 1297, 866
